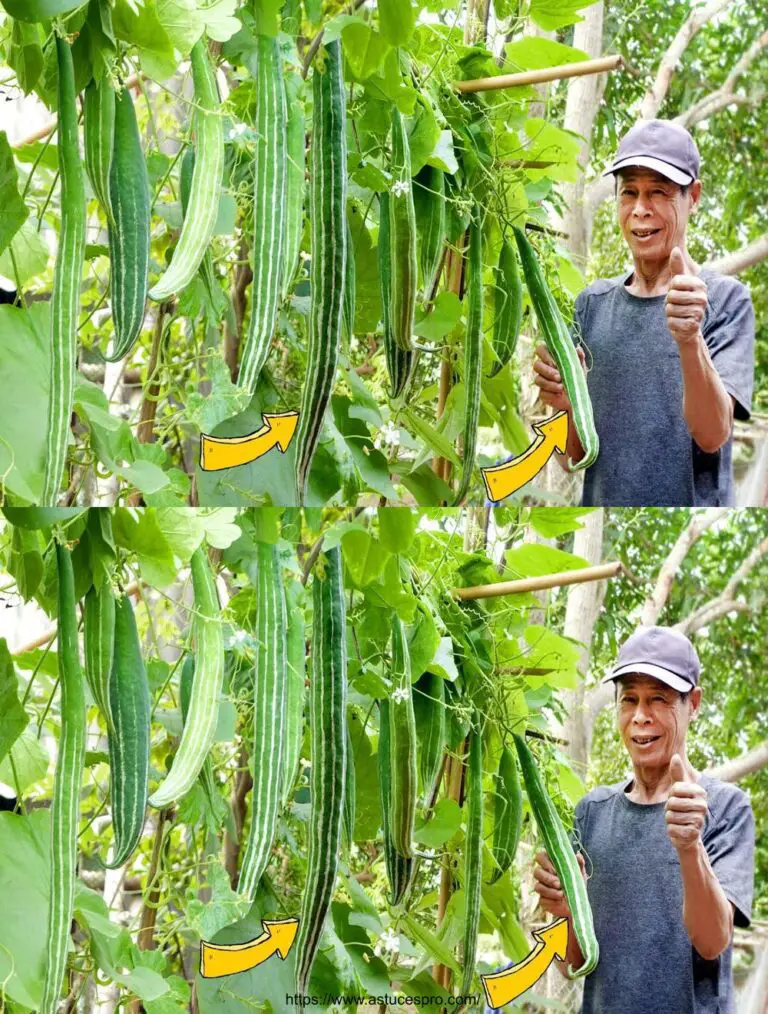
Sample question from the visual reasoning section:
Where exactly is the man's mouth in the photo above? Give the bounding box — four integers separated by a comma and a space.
631, 228, 662, 239
632, 735, 661, 746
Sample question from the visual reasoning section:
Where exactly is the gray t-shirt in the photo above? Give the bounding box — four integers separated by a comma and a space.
570, 772, 755, 1014
572, 269, 755, 507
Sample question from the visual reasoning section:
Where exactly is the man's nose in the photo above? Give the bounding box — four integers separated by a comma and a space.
632, 195, 652, 216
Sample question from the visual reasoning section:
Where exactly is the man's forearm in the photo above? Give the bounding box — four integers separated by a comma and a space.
677, 841, 733, 960
678, 332, 733, 453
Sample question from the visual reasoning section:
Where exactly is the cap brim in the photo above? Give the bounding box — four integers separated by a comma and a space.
601, 155, 694, 187
601, 662, 692, 693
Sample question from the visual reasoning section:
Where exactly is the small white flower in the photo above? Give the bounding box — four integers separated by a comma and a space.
391, 179, 410, 197
392, 686, 409, 703
228, 123, 248, 140
374, 927, 400, 957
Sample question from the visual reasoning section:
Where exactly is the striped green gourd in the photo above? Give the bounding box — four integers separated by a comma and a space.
103, 593, 150, 868
40, 37, 87, 506
104, 85, 150, 362
238, 34, 287, 393
342, 714, 356, 850
388, 108, 417, 351
488, 744, 522, 884
461, 716, 484, 995
513, 732, 599, 978
513, 226, 599, 470
83, 75, 115, 225
41, 543, 87, 1013
378, 697, 414, 906
488, 237, 522, 378
280, 72, 306, 302
294, 40, 347, 505
148, 39, 224, 301
388, 616, 417, 859
453, 205, 483, 506
413, 164, 445, 299
379, 189, 415, 399
83, 582, 115, 726
148, 546, 224, 807
295, 547, 347, 994
179, 654, 219, 810
342, 214, 355, 349
280, 579, 306, 809
413, 671, 445, 805
178, 145, 218, 303
238, 542, 288, 900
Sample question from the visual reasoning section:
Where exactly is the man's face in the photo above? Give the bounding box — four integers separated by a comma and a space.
616, 167, 700, 262
615, 673, 700, 765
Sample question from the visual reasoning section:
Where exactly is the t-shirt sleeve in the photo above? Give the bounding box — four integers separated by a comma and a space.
703, 278, 755, 421
705, 789, 755, 928
569, 290, 587, 349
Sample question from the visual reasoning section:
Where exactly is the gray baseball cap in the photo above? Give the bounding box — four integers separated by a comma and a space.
602, 119, 701, 187
601, 625, 700, 693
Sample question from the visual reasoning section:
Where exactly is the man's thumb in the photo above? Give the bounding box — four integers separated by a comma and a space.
669, 246, 685, 275
669, 753, 685, 780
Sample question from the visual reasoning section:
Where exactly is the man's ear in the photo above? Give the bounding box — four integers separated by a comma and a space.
689, 179, 702, 211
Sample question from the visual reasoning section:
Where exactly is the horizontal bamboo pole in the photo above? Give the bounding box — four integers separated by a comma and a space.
454, 561, 622, 600
456, 54, 623, 94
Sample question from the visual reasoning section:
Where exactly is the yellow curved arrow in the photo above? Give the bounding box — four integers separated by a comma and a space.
200, 918, 298, 978
481, 410, 568, 502
481, 917, 569, 1008
200, 411, 299, 471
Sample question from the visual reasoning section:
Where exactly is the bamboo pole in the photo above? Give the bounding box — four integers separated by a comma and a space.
454, 561, 622, 600
456, 54, 623, 94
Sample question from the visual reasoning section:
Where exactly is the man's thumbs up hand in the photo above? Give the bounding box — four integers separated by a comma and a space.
665, 245, 708, 346
665, 752, 708, 852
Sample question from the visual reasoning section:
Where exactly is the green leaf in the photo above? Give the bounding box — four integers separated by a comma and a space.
528, 0, 598, 30
505, 543, 589, 578
0, 642, 28, 767
523, 625, 580, 688
504, 36, 588, 70
402, 913, 461, 975
10, 526, 44, 599
400, 462, 455, 506
341, 22, 390, 80
186, 863, 251, 939
121, 460, 171, 495
156, 0, 204, 52
0, 137, 28, 259
528, 507, 596, 538
429, 637, 458, 681
332, 396, 398, 500
341, 530, 389, 587
113, 0, 176, 80
0, 304, 50, 503
0, 0, 83, 20
413, 290, 462, 342
378, 0, 415, 45
199, 0, 241, 43
413, 798, 462, 847
8, 20, 44, 94
0, 725, 48, 794
428, 130, 459, 174
378, 506, 417, 553
408, 602, 440, 680
0, 218, 49, 286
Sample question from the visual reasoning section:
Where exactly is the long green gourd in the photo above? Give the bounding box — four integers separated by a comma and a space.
238, 34, 287, 393
342, 215, 355, 349
388, 616, 417, 859
388, 108, 417, 351
413, 671, 445, 806
280, 73, 306, 303
40, 37, 87, 507
178, 146, 218, 305
461, 716, 484, 995
342, 715, 356, 851
149, 39, 223, 301
104, 85, 150, 362
488, 744, 522, 884
513, 226, 599, 470
179, 654, 219, 813
41, 543, 86, 1013
453, 204, 483, 506
295, 547, 347, 994
413, 164, 445, 300
280, 579, 306, 809
378, 697, 414, 906
294, 40, 347, 505
103, 593, 150, 868
83, 582, 115, 726
238, 542, 288, 900
513, 732, 599, 978
83, 75, 115, 225
489, 238, 522, 378
379, 190, 415, 399
148, 546, 224, 807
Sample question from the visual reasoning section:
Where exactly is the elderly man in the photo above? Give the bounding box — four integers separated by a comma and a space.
533, 626, 755, 1014
533, 120, 755, 506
